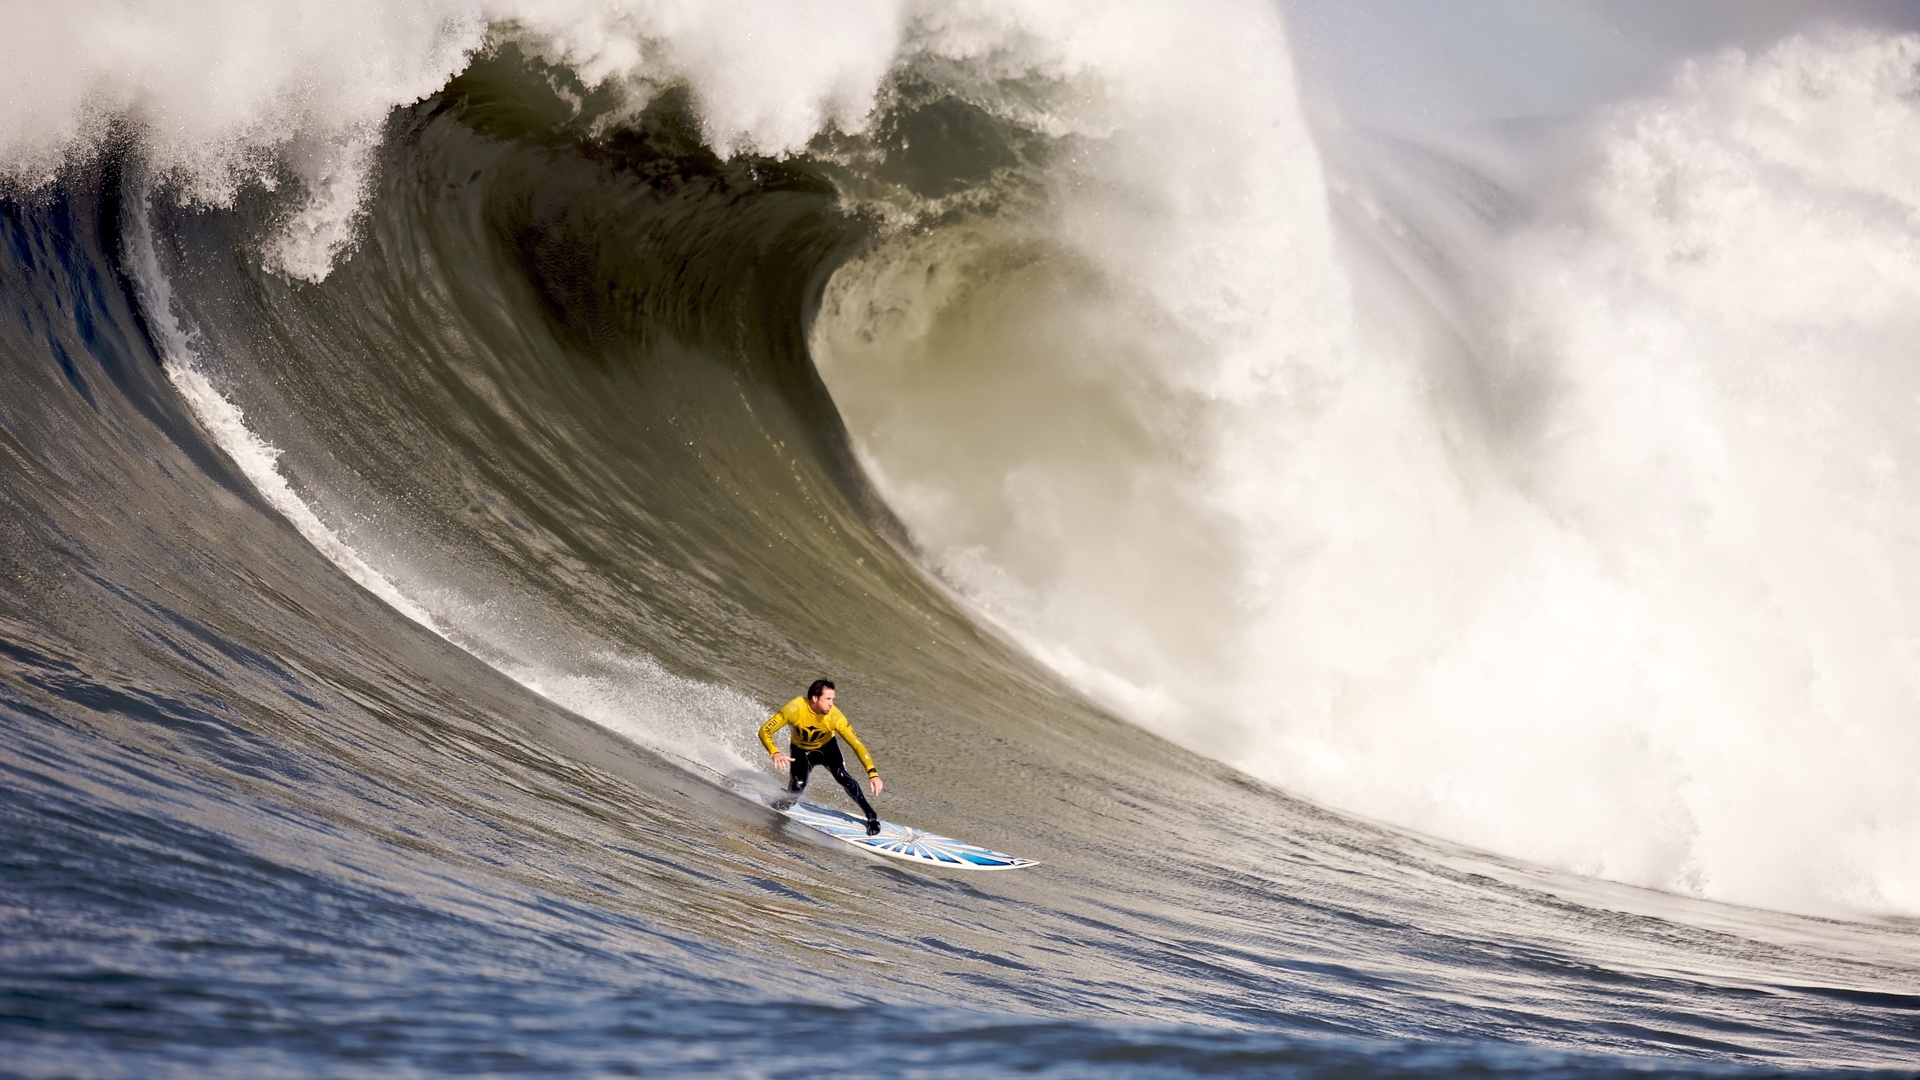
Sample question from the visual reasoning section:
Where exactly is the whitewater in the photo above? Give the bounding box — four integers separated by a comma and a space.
5, 1, 1920, 1075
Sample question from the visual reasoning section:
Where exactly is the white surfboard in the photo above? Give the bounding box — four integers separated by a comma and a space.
780, 801, 1038, 870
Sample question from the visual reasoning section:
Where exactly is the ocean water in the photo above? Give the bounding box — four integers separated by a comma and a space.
5, 2, 1920, 1076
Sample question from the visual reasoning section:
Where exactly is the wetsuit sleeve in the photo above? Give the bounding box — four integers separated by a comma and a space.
757, 706, 789, 759
834, 712, 879, 775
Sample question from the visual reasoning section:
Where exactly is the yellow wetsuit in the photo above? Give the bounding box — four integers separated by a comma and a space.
758, 696, 879, 776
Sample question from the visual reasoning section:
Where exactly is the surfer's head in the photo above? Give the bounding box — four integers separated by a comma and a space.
807, 678, 836, 714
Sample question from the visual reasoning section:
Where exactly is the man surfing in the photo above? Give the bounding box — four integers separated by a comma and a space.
759, 678, 884, 835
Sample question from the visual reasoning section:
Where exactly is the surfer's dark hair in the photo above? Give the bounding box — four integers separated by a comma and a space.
807, 678, 835, 700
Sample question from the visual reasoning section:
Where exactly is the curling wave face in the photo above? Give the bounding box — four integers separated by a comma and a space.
5, 2, 1920, 1074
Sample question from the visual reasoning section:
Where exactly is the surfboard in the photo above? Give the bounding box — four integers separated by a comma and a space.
780, 801, 1038, 870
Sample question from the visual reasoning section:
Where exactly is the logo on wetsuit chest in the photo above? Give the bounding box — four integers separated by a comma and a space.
793, 718, 837, 747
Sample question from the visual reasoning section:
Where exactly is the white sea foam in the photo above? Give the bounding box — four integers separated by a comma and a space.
818, 27, 1920, 918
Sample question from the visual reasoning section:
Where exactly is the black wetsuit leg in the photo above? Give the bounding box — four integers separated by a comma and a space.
789, 739, 878, 824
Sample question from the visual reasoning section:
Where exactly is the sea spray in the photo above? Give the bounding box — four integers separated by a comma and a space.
1, 0, 907, 279
817, 29, 1920, 917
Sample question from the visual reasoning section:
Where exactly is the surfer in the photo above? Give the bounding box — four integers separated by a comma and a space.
760, 679, 884, 835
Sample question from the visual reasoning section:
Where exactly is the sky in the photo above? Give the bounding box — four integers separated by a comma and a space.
1278, 0, 1920, 129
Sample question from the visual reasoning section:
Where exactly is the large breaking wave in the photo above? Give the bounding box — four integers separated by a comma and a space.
7, 1, 1920, 1074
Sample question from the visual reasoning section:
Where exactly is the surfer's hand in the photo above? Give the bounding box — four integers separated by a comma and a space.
869, 775, 884, 796
772, 752, 791, 770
